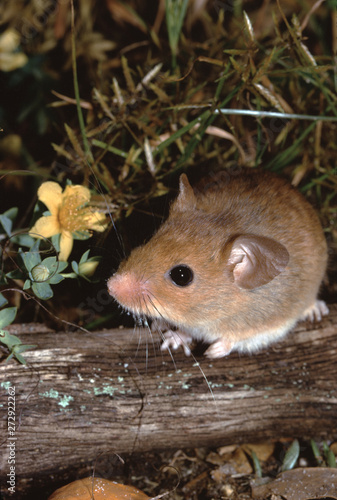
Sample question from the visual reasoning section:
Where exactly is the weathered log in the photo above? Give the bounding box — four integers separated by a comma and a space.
1, 305, 336, 492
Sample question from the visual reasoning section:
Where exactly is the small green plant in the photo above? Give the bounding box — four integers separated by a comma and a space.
165, 0, 189, 69
311, 439, 337, 468
19, 240, 68, 300
0, 181, 108, 364
281, 439, 300, 472
0, 306, 36, 364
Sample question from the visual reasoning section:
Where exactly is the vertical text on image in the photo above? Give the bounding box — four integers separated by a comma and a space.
6, 385, 16, 495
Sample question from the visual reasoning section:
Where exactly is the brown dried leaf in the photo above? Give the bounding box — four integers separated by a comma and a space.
92, 88, 115, 121
69, 32, 116, 63
242, 442, 275, 463
48, 477, 150, 500
253, 83, 285, 113
208, 446, 253, 476
52, 143, 75, 162
331, 442, 337, 456
243, 11, 255, 45
50, 90, 93, 110
148, 83, 170, 103
64, 123, 86, 161
204, 125, 246, 164
121, 55, 136, 93
251, 467, 337, 500
218, 445, 238, 456
105, 0, 147, 33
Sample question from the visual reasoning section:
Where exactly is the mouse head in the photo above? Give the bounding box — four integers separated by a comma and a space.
107, 175, 289, 327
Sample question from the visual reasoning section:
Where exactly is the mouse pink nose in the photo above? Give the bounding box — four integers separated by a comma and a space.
107, 272, 147, 310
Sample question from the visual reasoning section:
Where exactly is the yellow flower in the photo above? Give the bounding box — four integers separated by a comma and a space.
0, 29, 28, 71
29, 182, 108, 261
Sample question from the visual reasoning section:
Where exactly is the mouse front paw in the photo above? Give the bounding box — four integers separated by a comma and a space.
204, 339, 233, 359
160, 330, 193, 357
301, 300, 329, 322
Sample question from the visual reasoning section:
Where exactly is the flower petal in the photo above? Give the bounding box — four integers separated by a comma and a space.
38, 182, 63, 214
85, 212, 108, 232
63, 185, 91, 206
29, 215, 61, 239
59, 231, 74, 261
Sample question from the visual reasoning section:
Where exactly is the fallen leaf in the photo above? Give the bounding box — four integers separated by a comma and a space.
48, 477, 150, 500
105, 0, 147, 32
251, 467, 337, 499
209, 447, 253, 479
242, 443, 275, 463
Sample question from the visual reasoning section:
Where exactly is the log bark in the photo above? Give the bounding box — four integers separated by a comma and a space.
1, 305, 337, 489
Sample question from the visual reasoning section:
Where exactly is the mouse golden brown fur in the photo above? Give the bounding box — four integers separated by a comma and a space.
107, 169, 328, 358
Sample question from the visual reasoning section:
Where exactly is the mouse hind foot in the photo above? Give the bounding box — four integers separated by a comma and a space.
301, 299, 329, 322
156, 327, 194, 357
204, 339, 233, 359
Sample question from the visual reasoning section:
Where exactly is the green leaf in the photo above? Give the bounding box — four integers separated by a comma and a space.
23, 279, 31, 290
71, 261, 79, 274
79, 249, 90, 263
20, 246, 41, 272
54, 260, 68, 273
250, 450, 262, 478
4, 207, 19, 221
5, 352, 14, 362
11, 233, 36, 247
281, 439, 300, 472
0, 307, 17, 328
321, 441, 337, 467
165, 0, 189, 62
57, 260, 68, 273
327, 449, 337, 468
0, 207, 18, 235
0, 328, 36, 365
10, 344, 37, 365
32, 281, 53, 300
0, 329, 21, 349
39, 257, 67, 275
6, 268, 25, 280
29, 238, 41, 252
310, 439, 322, 465
0, 293, 8, 308
154, 112, 210, 155
51, 234, 60, 252
48, 274, 65, 285
42, 256, 58, 269
0, 215, 14, 236
12, 352, 26, 364
265, 122, 316, 172
14, 343, 36, 354
0, 271, 8, 285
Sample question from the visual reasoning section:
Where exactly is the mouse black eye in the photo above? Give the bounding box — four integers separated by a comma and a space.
169, 265, 194, 287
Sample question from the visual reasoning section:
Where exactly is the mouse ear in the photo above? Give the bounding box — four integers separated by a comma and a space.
227, 235, 289, 290
172, 174, 197, 211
